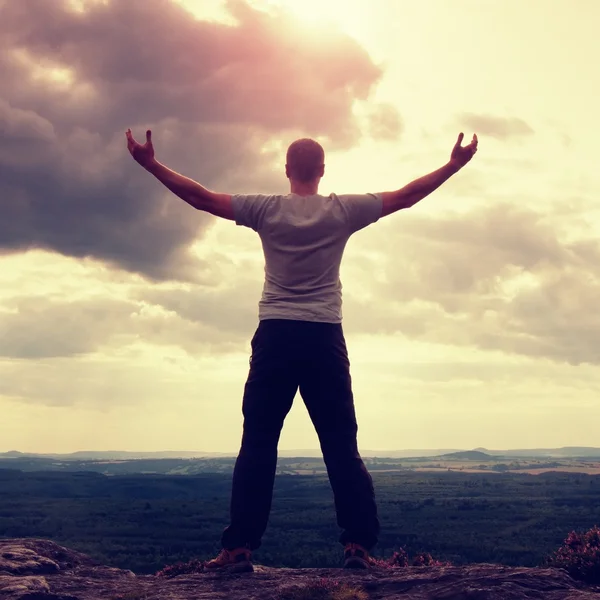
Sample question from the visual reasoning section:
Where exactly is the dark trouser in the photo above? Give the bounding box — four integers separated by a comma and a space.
221, 319, 380, 552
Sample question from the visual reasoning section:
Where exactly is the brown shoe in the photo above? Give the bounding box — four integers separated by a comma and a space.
343, 542, 374, 569
205, 547, 253, 573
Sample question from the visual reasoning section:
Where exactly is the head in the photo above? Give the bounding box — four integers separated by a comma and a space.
285, 138, 325, 188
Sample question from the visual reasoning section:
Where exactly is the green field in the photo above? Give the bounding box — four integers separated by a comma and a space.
1, 467, 599, 574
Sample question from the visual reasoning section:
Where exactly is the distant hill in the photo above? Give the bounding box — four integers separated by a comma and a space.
0, 449, 464, 460
2, 447, 600, 460
498, 447, 600, 458
358, 447, 600, 459
439, 450, 493, 461
0, 450, 231, 461
64, 450, 232, 460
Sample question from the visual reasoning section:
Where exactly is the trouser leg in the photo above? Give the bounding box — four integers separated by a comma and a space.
298, 323, 380, 550
221, 320, 298, 551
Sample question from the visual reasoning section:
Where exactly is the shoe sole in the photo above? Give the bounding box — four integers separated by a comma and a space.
231, 561, 254, 573
205, 561, 254, 574
343, 557, 369, 569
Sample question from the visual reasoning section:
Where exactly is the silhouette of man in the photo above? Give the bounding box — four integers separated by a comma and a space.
126, 129, 478, 571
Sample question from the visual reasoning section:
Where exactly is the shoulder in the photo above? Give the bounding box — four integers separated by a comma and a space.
231, 194, 284, 231
231, 193, 282, 204
332, 192, 382, 202
231, 193, 284, 211
329, 193, 383, 232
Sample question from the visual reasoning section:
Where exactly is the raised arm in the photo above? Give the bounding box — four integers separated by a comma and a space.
125, 129, 234, 220
380, 133, 478, 217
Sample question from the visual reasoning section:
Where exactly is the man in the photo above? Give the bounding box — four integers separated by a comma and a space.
126, 129, 478, 572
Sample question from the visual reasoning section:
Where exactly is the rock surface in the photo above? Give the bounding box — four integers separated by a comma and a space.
1, 538, 599, 599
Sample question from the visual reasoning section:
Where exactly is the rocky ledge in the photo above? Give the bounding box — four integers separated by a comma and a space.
1, 538, 599, 599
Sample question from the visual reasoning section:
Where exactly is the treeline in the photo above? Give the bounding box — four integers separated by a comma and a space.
1, 468, 599, 574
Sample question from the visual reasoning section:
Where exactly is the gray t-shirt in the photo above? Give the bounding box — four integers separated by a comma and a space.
231, 192, 382, 323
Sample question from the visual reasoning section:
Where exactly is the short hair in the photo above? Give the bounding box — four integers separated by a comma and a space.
286, 138, 325, 183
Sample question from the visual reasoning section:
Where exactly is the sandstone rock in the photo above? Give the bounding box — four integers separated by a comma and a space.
0, 575, 50, 596
0, 538, 599, 599
0, 539, 93, 575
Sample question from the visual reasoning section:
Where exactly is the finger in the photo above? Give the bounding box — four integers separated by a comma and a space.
126, 129, 137, 144
453, 132, 464, 150
146, 129, 152, 145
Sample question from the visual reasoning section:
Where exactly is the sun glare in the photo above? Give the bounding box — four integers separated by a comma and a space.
11, 49, 75, 88
262, 0, 344, 23
67, 0, 109, 13
257, 0, 369, 39
173, 0, 239, 25
175, 0, 371, 41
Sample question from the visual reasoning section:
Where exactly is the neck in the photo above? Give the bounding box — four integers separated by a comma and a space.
290, 179, 319, 196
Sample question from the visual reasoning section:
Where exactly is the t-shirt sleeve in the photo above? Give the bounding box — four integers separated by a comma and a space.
230, 194, 274, 232
339, 193, 383, 233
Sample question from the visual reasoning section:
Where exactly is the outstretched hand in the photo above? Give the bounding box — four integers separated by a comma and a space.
126, 128, 155, 169
450, 132, 478, 169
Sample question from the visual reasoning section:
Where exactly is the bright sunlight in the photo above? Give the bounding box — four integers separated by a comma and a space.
176, 0, 371, 41
256, 0, 372, 43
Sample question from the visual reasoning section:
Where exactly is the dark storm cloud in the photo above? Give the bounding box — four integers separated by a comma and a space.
458, 113, 534, 140
0, 0, 383, 279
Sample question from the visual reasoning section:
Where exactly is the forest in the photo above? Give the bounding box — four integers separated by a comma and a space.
1, 467, 599, 574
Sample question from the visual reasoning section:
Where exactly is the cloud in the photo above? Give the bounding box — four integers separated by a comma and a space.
343, 203, 600, 365
0, 0, 383, 280
137, 279, 262, 340
458, 113, 534, 140
3, 196, 597, 369
0, 284, 257, 361
0, 296, 136, 359
0, 353, 219, 409
368, 103, 403, 141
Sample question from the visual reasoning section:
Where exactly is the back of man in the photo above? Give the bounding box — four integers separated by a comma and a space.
232, 191, 382, 323
216, 187, 384, 570
126, 127, 478, 571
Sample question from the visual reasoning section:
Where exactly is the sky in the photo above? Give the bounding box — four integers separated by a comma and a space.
1, 0, 599, 454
